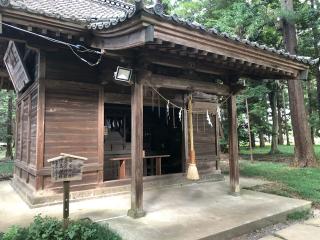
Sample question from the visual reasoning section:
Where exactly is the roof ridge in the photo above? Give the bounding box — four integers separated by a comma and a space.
92, 0, 135, 12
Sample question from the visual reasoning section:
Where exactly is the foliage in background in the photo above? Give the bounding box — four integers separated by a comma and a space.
167, 0, 320, 147
0, 215, 121, 240
240, 145, 320, 158
0, 90, 16, 144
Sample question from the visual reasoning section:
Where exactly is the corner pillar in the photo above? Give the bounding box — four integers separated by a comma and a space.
228, 94, 240, 195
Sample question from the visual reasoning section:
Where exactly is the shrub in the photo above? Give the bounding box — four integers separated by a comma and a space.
0, 215, 121, 240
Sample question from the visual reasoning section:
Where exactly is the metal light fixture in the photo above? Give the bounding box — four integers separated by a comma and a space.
114, 66, 133, 86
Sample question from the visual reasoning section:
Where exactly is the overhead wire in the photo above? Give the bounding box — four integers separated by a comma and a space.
1, 23, 232, 110
1, 22, 103, 66
146, 81, 231, 114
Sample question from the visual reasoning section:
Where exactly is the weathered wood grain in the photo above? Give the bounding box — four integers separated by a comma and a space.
228, 95, 240, 194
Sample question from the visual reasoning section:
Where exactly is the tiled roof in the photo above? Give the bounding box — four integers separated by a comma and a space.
140, 6, 318, 66
1, 0, 135, 24
89, 3, 318, 66
0, 0, 317, 65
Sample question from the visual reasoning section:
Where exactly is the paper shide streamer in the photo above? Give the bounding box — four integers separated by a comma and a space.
166, 100, 170, 124
206, 110, 213, 127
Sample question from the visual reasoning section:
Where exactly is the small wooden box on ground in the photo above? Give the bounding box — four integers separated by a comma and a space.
47, 153, 88, 183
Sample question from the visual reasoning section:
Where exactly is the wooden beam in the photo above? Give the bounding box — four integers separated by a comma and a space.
149, 74, 230, 96
91, 25, 154, 50
228, 94, 240, 195
143, 51, 230, 76
127, 74, 145, 219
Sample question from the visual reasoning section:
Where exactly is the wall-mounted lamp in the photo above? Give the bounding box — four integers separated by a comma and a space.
114, 66, 133, 86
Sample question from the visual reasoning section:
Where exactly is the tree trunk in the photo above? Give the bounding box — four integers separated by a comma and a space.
251, 132, 256, 148
277, 93, 284, 145
306, 79, 315, 144
310, 0, 320, 115
269, 89, 280, 154
244, 82, 254, 162
259, 132, 265, 147
282, 90, 290, 145
5, 91, 13, 160
280, 0, 316, 167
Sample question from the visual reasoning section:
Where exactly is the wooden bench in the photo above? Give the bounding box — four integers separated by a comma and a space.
109, 155, 170, 179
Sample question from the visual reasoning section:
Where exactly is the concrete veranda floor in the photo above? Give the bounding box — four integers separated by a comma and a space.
0, 178, 311, 240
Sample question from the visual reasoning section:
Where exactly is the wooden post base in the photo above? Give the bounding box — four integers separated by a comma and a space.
127, 208, 146, 219
63, 181, 70, 229
229, 187, 240, 196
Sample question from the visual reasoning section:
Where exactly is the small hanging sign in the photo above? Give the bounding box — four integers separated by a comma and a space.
3, 41, 32, 93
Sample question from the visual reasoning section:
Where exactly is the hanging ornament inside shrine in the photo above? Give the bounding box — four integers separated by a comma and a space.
178, 108, 182, 122
172, 106, 176, 128
158, 94, 161, 118
166, 100, 170, 124
152, 90, 154, 112
196, 112, 199, 132
217, 105, 221, 121
206, 110, 213, 127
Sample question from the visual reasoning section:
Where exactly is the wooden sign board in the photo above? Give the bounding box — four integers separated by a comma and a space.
3, 41, 31, 93
48, 153, 87, 183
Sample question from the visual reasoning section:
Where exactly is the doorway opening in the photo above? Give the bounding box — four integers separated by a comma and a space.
103, 103, 183, 181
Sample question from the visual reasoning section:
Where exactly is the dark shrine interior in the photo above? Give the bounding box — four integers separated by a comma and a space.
104, 103, 183, 180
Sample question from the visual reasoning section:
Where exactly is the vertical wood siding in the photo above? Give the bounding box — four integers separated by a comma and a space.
14, 83, 39, 189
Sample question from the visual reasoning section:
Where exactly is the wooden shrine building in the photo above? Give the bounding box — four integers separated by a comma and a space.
0, 0, 314, 216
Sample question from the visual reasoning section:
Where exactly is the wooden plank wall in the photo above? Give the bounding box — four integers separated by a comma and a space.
42, 51, 103, 190
14, 82, 38, 189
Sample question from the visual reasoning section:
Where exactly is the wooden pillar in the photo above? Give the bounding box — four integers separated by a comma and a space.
98, 87, 104, 183
127, 77, 145, 218
182, 94, 189, 173
215, 114, 221, 171
228, 94, 240, 195
35, 50, 46, 191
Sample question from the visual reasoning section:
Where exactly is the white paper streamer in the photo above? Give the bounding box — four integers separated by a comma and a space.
206, 110, 213, 127
217, 105, 221, 121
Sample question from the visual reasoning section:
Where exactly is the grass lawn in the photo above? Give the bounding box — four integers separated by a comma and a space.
240, 161, 320, 207
240, 145, 320, 158
0, 161, 13, 177
0, 149, 14, 178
